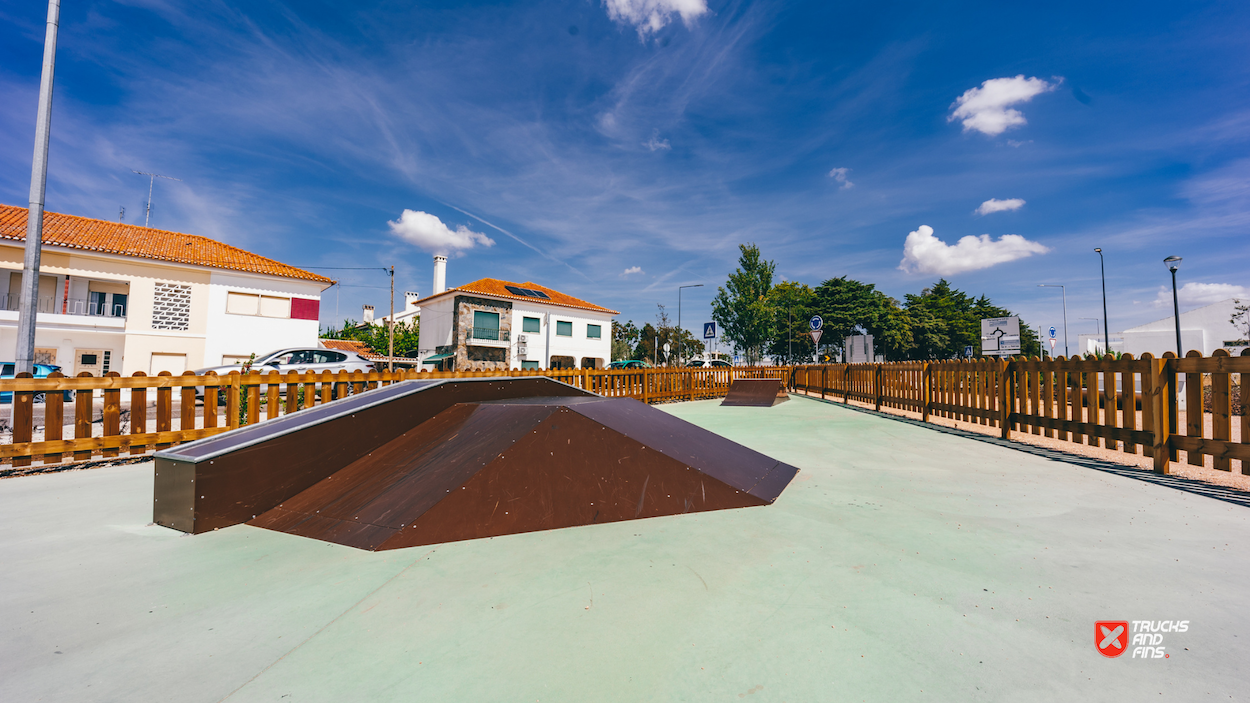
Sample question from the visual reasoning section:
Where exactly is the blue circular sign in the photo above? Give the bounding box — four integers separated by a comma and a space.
1049, 326, 1057, 338
809, 315, 823, 331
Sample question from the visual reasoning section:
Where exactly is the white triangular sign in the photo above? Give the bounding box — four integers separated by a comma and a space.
810, 329, 822, 345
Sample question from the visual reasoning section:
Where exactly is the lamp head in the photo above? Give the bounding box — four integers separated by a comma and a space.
1094, 248, 1101, 253
1164, 255, 1182, 272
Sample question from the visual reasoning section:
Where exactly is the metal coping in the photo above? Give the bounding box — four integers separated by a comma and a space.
154, 376, 587, 464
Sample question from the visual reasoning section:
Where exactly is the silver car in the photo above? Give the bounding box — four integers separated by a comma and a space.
194, 347, 377, 400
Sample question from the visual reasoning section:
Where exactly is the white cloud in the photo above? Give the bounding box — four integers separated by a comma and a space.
387, 209, 494, 254
621, 265, 645, 277
898, 225, 1049, 276
828, 167, 854, 189
976, 198, 1025, 215
1153, 282, 1249, 308
602, 0, 709, 37
644, 130, 671, 151
949, 75, 1059, 136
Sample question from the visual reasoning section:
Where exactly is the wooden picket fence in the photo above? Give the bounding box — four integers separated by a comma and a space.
0, 365, 789, 468
792, 350, 1250, 475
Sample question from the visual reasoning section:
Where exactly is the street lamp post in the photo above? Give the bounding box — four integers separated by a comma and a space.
1164, 256, 1183, 356
1038, 284, 1069, 357
677, 284, 703, 365
1094, 248, 1110, 356
1079, 317, 1101, 354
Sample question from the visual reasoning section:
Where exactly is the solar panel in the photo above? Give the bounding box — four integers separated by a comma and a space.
504, 285, 551, 300
525, 288, 550, 299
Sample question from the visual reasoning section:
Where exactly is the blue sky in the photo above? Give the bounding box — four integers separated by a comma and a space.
2, 0, 1248, 340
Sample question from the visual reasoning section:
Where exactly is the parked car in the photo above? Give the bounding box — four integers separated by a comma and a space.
0, 362, 75, 403
685, 359, 731, 368
193, 348, 377, 400
608, 359, 652, 370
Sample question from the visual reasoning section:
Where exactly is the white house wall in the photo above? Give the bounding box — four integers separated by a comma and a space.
202, 272, 324, 368
511, 303, 611, 369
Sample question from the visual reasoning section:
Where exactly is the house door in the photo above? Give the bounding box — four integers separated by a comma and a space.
75, 349, 107, 376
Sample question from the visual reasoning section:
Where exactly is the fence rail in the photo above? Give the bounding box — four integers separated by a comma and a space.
792, 350, 1249, 476
0, 365, 789, 468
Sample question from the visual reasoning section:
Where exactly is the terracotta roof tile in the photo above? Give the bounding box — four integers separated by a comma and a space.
0, 204, 333, 284
319, 338, 383, 360
411, 277, 618, 315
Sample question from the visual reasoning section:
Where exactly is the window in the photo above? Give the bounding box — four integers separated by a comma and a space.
587, 324, 601, 339
227, 292, 291, 318
472, 311, 500, 340
111, 293, 128, 317
89, 291, 107, 316
313, 351, 346, 364
33, 348, 57, 365
521, 360, 540, 370
556, 320, 572, 337
152, 283, 191, 331
522, 316, 541, 333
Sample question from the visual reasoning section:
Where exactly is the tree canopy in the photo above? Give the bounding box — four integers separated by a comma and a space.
711, 244, 776, 364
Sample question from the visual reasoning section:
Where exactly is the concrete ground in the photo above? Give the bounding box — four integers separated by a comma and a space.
1, 394, 1247, 702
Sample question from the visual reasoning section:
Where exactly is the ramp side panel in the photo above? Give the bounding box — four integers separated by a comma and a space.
572, 397, 799, 501
379, 406, 768, 550
158, 377, 593, 534
248, 403, 557, 550
721, 379, 788, 407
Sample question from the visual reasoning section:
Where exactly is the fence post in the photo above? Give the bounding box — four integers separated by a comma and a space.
922, 363, 931, 422
103, 372, 121, 458
1149, 356, 1171, 474
12, 372, 34, 467
874, 364, 883, 411
820, 365, 826, 400
74, 372, 94, 462
1000, 359, 1012, 440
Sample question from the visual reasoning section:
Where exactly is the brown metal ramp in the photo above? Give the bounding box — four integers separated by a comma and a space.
721, 378, 789, 407
247, 396, 798, 550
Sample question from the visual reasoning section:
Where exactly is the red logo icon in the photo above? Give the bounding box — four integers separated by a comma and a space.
1096, 621, 1129, 657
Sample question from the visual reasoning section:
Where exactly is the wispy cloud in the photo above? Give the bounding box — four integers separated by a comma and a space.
828, 167, 854, 189
976, 198, 1025, 215
949, 75, 1060, 136
1153, 282, 1249, 308
602, 0, 710, 38
899, 225, 1049, 275
621, 265, 645, 277
644, 130, 671, 151
387, 210, 494, 255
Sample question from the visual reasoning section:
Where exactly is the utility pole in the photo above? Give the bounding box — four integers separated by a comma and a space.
388, 265, 395, 372
131, 170, 182, 227
16, 0, 62, 375
1095, 248, 1110, 356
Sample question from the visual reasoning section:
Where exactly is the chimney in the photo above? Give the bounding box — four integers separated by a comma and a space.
433, 255, 447, 295
405, 291, 421, 311
362, 305, 374, 324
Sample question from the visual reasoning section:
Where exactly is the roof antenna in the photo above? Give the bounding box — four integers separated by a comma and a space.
131, 170, 182, 227
119, 206, 124, 222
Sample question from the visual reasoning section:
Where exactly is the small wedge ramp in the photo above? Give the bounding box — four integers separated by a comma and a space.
721, 378, 789, 407
155, 378, 798, 549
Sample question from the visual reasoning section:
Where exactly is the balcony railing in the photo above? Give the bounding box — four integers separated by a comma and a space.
468, 327, 509, 342
0, 294, 127, 318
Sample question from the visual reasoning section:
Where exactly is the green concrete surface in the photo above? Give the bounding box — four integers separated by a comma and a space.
1, 394, 1247, 702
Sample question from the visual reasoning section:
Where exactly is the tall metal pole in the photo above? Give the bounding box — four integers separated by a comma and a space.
388, 265, 395, 372
1038, 284, 1069, 357
678, 284, 702, 365
1170, 268, 1182, 356
16, 0, 62, 375
1095, 248, 1110, 355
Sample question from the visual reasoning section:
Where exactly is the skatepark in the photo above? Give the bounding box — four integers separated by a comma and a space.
2, 388, 1247, 702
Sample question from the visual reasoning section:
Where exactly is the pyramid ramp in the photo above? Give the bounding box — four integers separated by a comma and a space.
721, 378, 790, 407
248, 396, 799, 550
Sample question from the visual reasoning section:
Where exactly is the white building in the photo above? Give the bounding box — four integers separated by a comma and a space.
415, 257, 616, 371
0, 204, 334, 375
1078, 297, 1248, 358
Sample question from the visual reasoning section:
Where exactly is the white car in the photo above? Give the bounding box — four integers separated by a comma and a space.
193, 347, 377, 400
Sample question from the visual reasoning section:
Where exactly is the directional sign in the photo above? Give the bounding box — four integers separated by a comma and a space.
703, 322, 716, 339
1049, 326, 1057, 339
980, 316, 1021, 357
810, 329, 823, 345
809, 315, 823, 331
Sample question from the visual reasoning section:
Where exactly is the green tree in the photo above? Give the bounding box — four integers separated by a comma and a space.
809, 277, 912, 361
1230, 299, 1249, 346
766, 281, 815, 364
634, 323, 659, 364
711, 244, 776, 365
613, 320, 641, 360
321, 318, 421, 358
903, 280, 1038, 359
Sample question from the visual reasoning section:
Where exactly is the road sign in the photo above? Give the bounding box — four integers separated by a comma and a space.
980, 316, 1021, 357
809, 315, 823, 331
964, 345, 973, 358
663, 342, 671, 354
1049, 338, 1057, 351
1049, 326, 1057, 338
703, 322, 716, 339
810, 329, 822, 345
